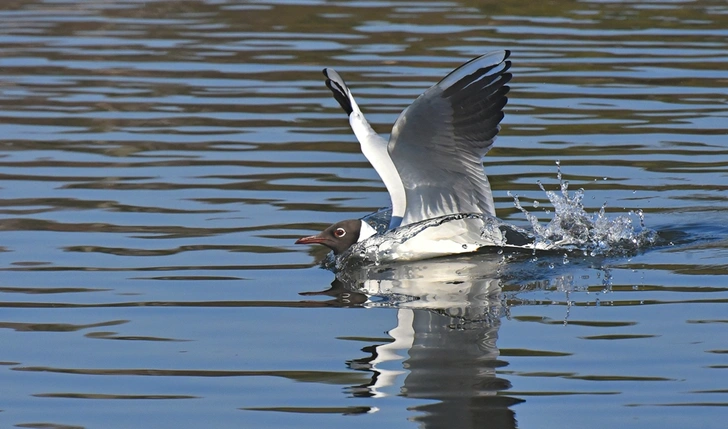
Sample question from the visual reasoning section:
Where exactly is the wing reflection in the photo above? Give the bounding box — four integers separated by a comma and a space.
307, 253, 525, 427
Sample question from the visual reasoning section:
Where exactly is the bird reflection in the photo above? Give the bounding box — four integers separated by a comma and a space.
302, 252, 526, 428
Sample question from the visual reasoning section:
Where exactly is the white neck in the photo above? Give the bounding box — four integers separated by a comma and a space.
358, 220, 377, 242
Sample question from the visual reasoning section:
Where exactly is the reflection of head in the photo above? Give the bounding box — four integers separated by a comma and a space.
299, 279, 368, 307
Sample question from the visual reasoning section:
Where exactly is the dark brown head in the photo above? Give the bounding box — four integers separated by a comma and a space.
296, 219, 374, 255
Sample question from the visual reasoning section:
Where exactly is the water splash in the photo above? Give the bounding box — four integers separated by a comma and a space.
339, 213, 510, 270
327, 163, 656, 269
509, 163, 657, 256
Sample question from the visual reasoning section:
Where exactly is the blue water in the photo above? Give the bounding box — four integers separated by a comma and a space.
0, 1, 727, 428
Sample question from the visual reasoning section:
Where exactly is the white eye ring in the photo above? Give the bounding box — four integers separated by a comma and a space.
334, 228, 346, 237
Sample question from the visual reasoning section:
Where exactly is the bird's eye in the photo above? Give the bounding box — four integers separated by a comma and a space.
334, 228, 346, 238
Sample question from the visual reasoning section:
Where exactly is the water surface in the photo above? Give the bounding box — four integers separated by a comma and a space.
0, 1, 727, 428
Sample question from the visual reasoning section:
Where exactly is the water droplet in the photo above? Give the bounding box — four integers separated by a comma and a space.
497, 249, 503, 255
462, 244, 468, 250
632, 285, 639, 290
533, 200, 540, 208
548, 263, 555, 269
603, 177, 608, 181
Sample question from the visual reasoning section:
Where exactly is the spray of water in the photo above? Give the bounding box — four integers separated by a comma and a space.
340, 213, 507, 269
508, 162, 657, 256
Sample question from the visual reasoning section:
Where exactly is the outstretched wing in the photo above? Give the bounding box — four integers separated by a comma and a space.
323, 68, 407, 228
388, 50, 512, 226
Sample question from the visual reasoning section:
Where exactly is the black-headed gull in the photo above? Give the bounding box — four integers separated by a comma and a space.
297, 51, 513, 258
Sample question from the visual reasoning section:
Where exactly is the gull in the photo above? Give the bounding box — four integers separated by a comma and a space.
296, 51, 513, 260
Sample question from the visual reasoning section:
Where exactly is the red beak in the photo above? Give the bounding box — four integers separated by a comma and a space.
295, 235, 327, 245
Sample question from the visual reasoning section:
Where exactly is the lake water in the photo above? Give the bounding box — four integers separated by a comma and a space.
1, 1, 727, 428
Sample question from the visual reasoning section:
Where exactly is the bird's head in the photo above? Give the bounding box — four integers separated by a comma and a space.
295, 219, 376, 255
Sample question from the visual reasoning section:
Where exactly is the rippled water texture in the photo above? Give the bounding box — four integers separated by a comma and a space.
1, 1, 727, 428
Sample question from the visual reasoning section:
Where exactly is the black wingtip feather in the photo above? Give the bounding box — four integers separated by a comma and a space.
450, 74, 511, 107
322, 68, 354, 116
441, 60, 512, 100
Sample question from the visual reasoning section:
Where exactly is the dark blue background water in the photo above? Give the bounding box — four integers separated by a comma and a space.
0, 1, 726, 428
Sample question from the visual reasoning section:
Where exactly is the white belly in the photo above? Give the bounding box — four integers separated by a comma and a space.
352, 215, 507, 263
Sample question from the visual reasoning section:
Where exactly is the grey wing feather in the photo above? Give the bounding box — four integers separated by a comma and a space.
388, 50, 512, 226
